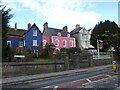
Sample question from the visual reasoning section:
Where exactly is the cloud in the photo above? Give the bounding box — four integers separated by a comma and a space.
2, 0, 101, 30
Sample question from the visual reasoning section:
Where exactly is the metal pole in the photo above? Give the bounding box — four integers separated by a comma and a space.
97, 40, 100, 58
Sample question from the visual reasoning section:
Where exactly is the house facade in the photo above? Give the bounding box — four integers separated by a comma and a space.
7, 23, 42, 56
42, 22, 76, 50
70, 24, 91, 50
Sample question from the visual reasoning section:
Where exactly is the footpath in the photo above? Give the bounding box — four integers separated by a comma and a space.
2, 65, 112, 85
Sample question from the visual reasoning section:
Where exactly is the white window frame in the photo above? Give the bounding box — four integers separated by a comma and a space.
43, 40, 47, 46
24, 40, 25, 46
55, 39, 59, 46
33, 30, 37, 36
33, 40, 38, 46
7, 41, 11, 47
67, 34, 70, 37
70, 40, 73, 47
63, 40, 67, 47
57, 32, 61, 36
19, 41, 23, 47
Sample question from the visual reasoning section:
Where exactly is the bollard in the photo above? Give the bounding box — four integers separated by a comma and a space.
112, 60, 117, 72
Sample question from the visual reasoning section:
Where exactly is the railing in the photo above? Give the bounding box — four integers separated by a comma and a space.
92, 52, 112, 59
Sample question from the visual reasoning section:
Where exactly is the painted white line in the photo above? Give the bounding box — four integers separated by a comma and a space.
86, 78, 92, 83
72, 79, 84, 83
106, 74, 112, 78
43, 86, 50, 88
82, 74, 111, 85
53, 86, 58, 90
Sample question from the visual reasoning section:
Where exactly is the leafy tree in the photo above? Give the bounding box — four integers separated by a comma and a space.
90, 20, 119, 56
45, 43, 56, 56
1, 3, 13, 61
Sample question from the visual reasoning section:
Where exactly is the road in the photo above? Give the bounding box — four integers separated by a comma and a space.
76, 74, 119, 89
2, 66, 119, 90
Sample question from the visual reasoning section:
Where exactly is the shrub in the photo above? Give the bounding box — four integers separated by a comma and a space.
39, 49, 49, 58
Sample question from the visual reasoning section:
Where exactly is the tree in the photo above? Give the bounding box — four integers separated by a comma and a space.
90, 20, 119, 56
45, 43, 56, 56
1, 3, 13, 61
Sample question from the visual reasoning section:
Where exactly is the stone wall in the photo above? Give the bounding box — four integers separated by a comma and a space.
2, 53, 112, 78
2, 61, 64, 78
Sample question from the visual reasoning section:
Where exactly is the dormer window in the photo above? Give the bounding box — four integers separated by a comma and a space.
33, 30, 37, 36
67, 34, 70, 37
57, 32, 61, 36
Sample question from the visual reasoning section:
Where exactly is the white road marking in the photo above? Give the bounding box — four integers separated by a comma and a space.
53, 86, 58, 90
43, 86, 50, 88
86, 78, 92, 83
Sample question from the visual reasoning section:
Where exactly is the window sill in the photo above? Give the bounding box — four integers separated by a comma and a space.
32, 45, 39, 46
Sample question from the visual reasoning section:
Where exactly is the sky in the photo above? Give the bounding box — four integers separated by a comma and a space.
2, 0, 119, 32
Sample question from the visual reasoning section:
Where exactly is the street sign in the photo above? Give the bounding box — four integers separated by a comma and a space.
99, 40, 103, 49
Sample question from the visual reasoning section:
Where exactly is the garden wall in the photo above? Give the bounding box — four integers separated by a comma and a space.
2, 53, 112, 78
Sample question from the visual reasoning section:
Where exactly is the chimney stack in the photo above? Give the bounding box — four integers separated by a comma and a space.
63, 26, 68, 32
28, 23, 31, 29
43, 22, 48, 29
75, 24, 80, 29
15, 23, 17, 30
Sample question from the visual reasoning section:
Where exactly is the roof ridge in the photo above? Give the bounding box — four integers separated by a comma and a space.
48, 27, 62, 31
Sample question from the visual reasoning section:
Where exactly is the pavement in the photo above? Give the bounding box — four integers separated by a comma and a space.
2, 65, 112, 85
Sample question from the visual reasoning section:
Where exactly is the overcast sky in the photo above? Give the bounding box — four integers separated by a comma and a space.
2, 0, 119, 32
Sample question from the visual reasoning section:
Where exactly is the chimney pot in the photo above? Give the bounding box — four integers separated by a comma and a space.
15, 23, 17, 30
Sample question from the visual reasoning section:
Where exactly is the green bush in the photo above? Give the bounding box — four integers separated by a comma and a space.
39, 49, 49, 58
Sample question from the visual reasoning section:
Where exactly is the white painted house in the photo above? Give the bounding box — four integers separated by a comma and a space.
70, 24, 92, 50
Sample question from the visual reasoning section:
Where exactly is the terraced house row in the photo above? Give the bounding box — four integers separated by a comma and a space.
7, 22, 92, 55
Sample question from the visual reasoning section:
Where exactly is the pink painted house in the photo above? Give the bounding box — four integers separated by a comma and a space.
42, 22, 76, 49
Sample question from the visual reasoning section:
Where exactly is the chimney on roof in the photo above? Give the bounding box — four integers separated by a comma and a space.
63, 26, 68, 32
43, 22, 48, 29
28, 23, 31, 29
75, 24, 80, 29
14, 23, 17, 30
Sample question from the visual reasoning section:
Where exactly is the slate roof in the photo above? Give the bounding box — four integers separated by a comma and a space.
7, 24, 42, 37
7, 28, 27, 36
43, 27, 69, 37
70, 27, 82, 35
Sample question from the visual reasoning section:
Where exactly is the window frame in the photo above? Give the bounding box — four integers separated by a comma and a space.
7, 41, 11, 47
33, 40, 38, 46
43, 40, 47, 46
55, 39, 59, 46
70, 40, 73, 47
19, 41, 23, 47
63, 40, 67, 47
57, 32, 61, 36
33, 30, 37, 36
67, 34, 70, 37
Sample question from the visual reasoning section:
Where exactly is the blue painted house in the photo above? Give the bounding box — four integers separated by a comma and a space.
7, 23, 42, 56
